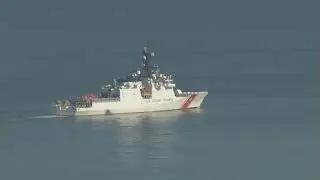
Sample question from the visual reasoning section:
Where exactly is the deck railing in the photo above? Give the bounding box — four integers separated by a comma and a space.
92, 97, 120, 102
175, 91, 208, 97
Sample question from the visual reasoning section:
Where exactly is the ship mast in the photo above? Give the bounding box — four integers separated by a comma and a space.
140, 43, 155, 78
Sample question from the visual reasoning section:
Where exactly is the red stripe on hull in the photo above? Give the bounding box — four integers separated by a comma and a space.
181, 94, 197, 109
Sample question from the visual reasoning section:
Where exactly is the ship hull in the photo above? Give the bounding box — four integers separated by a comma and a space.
54, 92, 208, 117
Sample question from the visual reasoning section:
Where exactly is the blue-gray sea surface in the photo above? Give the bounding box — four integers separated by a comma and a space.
0, 0, 319, 179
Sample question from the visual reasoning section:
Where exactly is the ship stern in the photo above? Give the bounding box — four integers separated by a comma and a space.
52, 102, 76, 117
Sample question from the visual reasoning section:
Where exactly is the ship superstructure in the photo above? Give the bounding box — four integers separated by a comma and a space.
54, 45, 208, 116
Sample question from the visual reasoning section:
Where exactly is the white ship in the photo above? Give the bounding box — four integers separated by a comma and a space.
53, 45, 208, 116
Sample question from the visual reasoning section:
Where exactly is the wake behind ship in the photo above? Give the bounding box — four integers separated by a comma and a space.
53, 45, 208, 116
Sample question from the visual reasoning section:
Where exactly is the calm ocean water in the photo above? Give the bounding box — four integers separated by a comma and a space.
0, 0, 319, 179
